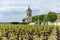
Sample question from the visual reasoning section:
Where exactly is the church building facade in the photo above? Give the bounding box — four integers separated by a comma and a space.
23, 6, 32, 22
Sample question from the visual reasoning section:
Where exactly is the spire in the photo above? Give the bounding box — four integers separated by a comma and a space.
26, 6, 32, 12
28, 6, 30, 9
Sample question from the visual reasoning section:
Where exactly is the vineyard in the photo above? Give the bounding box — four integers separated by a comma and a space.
0, 24, 60, 40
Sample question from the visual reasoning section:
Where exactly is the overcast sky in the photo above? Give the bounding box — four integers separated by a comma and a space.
0, 0, 60, 22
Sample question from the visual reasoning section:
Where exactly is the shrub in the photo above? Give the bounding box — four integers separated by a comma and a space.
11, 22, 20, 24
19, 22, 29, 25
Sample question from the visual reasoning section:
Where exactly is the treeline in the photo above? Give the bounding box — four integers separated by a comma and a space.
0, 22, 29, 25
10, 22, 29, 24
32, 12, 57, 24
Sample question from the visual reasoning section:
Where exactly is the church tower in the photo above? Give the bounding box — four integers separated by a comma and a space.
26, 6, 32, 22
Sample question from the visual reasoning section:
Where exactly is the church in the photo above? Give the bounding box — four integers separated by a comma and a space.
23, 6, 60, 26
23, 6, 32, 22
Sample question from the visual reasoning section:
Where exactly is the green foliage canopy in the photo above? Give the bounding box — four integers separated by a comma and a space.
39, 14, 45, 22
47, 12, 57, 22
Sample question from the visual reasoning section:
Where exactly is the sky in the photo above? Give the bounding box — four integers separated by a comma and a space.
0, 0, 60, 22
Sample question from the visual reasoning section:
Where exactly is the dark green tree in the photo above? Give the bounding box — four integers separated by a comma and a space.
32, 14, 45, 24
39, 15, 44, 22
39, 14, 45, 24
32, 16, 38, 22
47, 12, 57, 22
43, 15, 48, 25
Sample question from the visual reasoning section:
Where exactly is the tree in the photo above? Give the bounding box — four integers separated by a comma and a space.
47, 12, 57, 22
43, 15, 49, 25
43, 15, 48, 22
32, 16, 38, 22
32, 14, 45, 24
39, 14, 45, 22
39, 14, 45, 24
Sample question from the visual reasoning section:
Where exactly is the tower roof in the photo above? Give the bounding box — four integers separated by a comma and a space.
26, 6, 32, 12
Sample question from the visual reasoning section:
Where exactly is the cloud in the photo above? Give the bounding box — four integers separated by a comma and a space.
0, 0, 60, 13
0, 0, 60, 22
0, 6, 26, 12
0, 14, 4, 18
